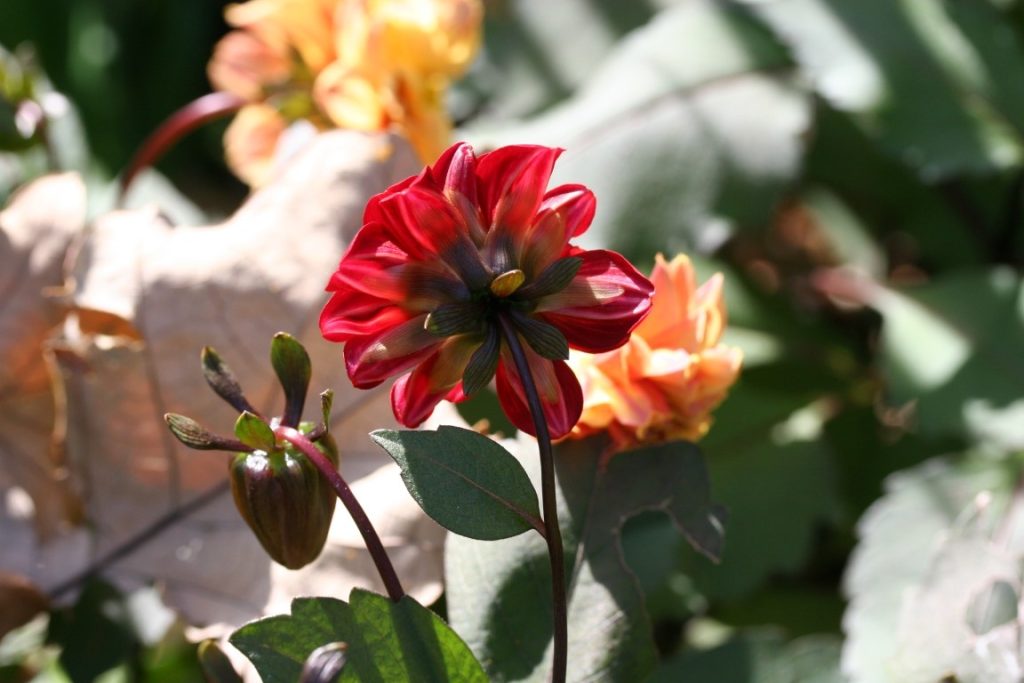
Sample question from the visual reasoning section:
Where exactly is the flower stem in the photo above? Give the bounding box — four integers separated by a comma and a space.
498, 315, 568, 683
118, 91, 245, 203
275, 425, 405, 603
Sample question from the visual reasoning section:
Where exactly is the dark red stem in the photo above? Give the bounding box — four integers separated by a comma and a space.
498, 315, 568, 683
118, 91, 245, 203
275, 425, 405, 603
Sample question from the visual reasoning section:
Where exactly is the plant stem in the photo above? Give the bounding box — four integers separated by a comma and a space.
498, 316, 568, 683
118, 91, 245, 203
48, 480, 231, 600
275, 425, 405, 603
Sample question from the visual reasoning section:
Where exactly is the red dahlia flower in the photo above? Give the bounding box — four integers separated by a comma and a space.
319, 142, 654, 438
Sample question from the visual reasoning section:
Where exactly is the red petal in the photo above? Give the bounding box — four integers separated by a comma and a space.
521, 184, 596, 276
335, 221, 410, 272
389, 336, 478, 426
391, 371, 448, 428
536, 249, 654, 353
319, 287, 407, 341
542, 184, 596, 239
343, 314, 440, 388
441, 142, 478, 206
476, 145, 562, 235
496, 355, 583, 440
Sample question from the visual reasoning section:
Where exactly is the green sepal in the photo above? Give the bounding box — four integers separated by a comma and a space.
461, 326, 500, 397
270, 332, 311, 428
511, 312, 570, 360
234, 412, 277, 452
425, 302, 484, 337
320, 390, 334, 433
202, 346, 259, 415
519, 256, 582, 299
165, 413, 250, 452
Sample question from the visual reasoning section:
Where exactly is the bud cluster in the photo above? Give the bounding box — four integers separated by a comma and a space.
165, 333, 338, 569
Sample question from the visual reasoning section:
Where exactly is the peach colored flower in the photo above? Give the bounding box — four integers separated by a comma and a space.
568, 254, 742, 449
208, 0, 481, 186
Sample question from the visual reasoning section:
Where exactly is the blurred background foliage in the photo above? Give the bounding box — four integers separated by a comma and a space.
4, 0, 1024, 681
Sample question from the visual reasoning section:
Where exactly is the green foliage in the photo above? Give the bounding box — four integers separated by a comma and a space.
650, 631, 842, 683
8, 582, 205, 682
874, 269, 1024, 450
230, 591, 487, 683
445, 438, 724, 682
371, 426, 543, 540
843, 456, 1023, 683
749, 0, 1024, 178
470, 0, 808, 260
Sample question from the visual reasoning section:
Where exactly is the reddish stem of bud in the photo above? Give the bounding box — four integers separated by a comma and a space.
275, 425, 405, 603
118, 91, 246, 203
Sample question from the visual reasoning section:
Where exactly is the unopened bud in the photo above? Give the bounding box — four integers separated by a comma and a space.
229, 425, 339, 569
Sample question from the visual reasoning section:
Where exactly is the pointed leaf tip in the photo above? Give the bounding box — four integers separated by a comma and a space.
319, 389, 334, 431
201, 346, 258, 415
234, 411, 277, 452
270, 332, 311, 427
165, 413, 251, 452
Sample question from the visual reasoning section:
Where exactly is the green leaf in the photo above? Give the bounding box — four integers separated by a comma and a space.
271, 332, 312, 428
458, 0, 661, 120
229, 591, 487, 683
843, 456, 1022, 683
234, 411, 276, 452
671, 373, 840, 600
370, 426, 543, 540
650, 631, 842, 683
46, 579, 136, 683
469, 1, 807, 258
445, 437, 725, 682
872, 268, 1024, 449
748, 0, 1024, 178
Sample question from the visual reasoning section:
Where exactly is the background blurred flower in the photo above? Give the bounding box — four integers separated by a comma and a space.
208, 0, 481, 186
569, 253, 742, 449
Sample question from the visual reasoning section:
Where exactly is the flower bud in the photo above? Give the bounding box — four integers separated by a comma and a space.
229, 425, 338, 570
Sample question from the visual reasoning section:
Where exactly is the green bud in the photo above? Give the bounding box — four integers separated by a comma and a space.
229, 428, 339, 570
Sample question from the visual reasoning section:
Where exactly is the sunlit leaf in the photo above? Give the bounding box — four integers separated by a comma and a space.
230, 591, 487, 683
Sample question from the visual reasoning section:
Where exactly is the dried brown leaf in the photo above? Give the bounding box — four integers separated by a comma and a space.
0, 173, 85, 536
0, 571, 49, 639
2, 132, 449, 626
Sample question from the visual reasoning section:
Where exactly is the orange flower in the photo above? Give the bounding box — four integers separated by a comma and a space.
568, 254, 742, 448
208, 0, 482, 186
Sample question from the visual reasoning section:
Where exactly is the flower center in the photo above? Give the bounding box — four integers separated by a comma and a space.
488, 269, 525, 298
